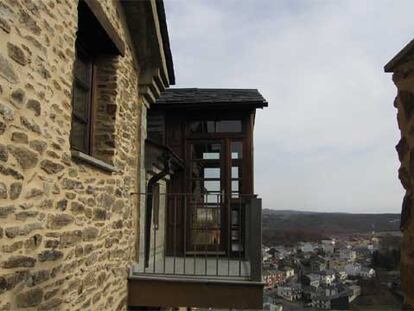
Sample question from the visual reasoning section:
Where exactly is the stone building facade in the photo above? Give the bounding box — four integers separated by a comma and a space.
0, 0, 174, 310
385, 39, 414, 309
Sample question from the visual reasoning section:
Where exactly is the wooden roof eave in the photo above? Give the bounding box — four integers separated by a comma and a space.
150, 101, 268, 111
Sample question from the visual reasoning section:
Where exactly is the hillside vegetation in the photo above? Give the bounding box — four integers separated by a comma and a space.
262, 209, 400, 246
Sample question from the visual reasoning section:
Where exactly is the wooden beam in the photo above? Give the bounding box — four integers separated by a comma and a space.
128, 276, 263, 309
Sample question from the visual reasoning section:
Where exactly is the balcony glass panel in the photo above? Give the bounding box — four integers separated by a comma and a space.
189, 121, 215, 133
204, 193, 222, 204
191, 229, 221, 246
205, 167, 220, 179
216, 120, 242, 133
133, 193, 261, 281
205, 180, 221, 192
191, 143, 221, 160
232, 180, 239, 192
231, 142, 243, 159
192, 207, 221, 226
190, 162, 221, 179
189, 120, 242, 134
232, 166, 239, 178
192, 180, 221, 195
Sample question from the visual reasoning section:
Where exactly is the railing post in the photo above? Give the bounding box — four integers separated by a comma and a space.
249, 197, 262, 282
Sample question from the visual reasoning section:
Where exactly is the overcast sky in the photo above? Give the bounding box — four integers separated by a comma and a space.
164, 0, 414, 213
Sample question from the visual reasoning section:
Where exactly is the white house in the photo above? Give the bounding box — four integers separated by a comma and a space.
277, 284, 302, 301
300, 242, 316, 253
263, 302, 283, 311
283, 267, 295, 278
305, 273, 321, 288
344, 263, 361, 276
321, 240, 335, 254
345, 263, 375, 279
359, 267, 376, 279
337, 271, 348, 281
339, 248, 357, 262
320, 271, 336, 286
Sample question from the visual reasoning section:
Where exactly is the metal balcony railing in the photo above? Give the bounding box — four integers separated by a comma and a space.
131, 192, 262, 282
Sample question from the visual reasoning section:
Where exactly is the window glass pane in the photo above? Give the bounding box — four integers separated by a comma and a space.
232, 245, 243, 251
191, 143, 221, 160
191, 163, 220, 179
189, 120, 241, 134
189, 121, 216, 133
204, 180, 221, 192
193, 208, 220, 226
204, 152, 220, 160
71, 119, 88, 152
216, 120, 242, 133
204, 167, 220, 179
191, 230, 220, 246
192, 180, 222, 196
231, 227, 243, 251
232, 230, 239, 240
232, 166, 239, 178
207, 121, 215, 133
204, 193, 222, 204
232, 210, 239, 225
231, 142, 243, 159
232, 180, 239, 192
190, 121, 203, 133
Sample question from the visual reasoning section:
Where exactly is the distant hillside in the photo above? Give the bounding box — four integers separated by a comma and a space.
262, 209, 400, 246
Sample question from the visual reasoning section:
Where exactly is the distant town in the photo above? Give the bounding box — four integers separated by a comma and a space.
262, 231, 402, 311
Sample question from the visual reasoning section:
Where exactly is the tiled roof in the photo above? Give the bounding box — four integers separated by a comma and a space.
155, 88, 268, 107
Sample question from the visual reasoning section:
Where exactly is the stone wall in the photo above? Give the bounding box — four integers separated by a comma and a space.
389, 58, 414, 309
0, 0, 143, 310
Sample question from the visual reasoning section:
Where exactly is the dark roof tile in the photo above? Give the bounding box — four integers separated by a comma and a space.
156, 88, 268, 107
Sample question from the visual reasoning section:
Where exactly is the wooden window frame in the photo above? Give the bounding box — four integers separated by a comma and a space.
183, 112, 253, 257
70, 40, 96, 155
70, 0, 123, 172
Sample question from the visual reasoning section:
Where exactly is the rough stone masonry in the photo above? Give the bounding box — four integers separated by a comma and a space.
385, 40, 414, 310
0, 0, 169, 310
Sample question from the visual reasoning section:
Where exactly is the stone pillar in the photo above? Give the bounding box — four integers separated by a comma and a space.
390, 61, 414, 309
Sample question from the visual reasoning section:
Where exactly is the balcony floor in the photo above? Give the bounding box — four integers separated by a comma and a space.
132, 256, 251, 280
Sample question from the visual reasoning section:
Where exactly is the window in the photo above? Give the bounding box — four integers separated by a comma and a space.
216, 120, 242, 132
191, 143, 221, 160
231, 141, 243, 198
190, 120, 242, 134
70, 42, 94, 154
231, 141, 243, 159
70, 0, 124, 158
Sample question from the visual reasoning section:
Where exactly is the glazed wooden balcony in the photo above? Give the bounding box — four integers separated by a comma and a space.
128, 193, 263, 309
